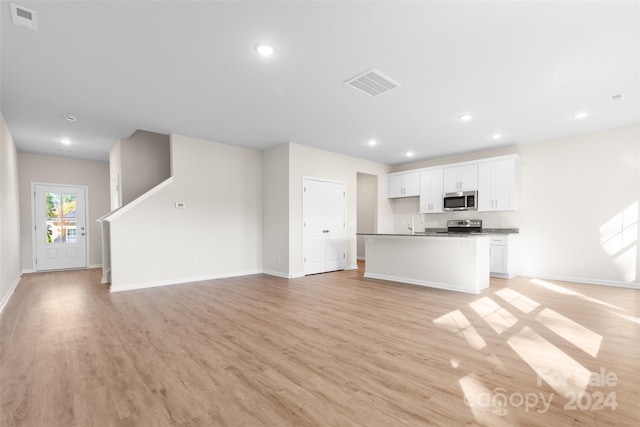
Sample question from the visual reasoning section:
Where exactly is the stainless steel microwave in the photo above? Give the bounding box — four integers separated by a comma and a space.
443, 191, 478, 211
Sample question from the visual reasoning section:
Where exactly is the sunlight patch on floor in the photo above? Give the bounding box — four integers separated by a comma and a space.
535, 308, 602, 357
469, 297, 519, 334
608, 310, 640, 325
507, 326, 591, 395
494, 288, 540, 313
459, 375, 497, 424
433, 310, 487, 350
529, 278, 624, 310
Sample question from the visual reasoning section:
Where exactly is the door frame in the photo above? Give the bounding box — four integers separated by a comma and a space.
31, 182, 90, 271
302, 176, 347, 275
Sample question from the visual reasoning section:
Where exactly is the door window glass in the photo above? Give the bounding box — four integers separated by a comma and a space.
45, 192, 77, 243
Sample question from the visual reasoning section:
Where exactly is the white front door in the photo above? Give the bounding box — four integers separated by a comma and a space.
303, 178, 346, 275
34, 184, 88, 271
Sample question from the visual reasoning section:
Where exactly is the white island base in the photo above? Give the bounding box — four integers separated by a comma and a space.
363, 234, 491, 294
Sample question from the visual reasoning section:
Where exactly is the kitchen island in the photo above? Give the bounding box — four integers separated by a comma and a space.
359, 233, 490, 294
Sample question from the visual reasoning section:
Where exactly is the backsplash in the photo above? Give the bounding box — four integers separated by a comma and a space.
390, 197, 520, 233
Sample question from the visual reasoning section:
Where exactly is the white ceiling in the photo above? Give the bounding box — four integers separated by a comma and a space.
1, 1, 638, 164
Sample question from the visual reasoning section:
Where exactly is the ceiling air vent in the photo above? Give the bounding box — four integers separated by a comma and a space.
10, 3, 38, 31
344, 68, 401, 97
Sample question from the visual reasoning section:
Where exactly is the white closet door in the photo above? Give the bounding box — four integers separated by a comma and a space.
323, 182, 346, 272
303, 178, 346, 275
303, 179, 327, 275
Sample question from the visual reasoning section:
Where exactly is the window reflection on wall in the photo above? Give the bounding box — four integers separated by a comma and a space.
600, 201, 638, 282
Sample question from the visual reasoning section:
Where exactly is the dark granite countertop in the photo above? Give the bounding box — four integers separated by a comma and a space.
422, 228, 519, 234
356, 232, 488, 238
357, 228, 519, 237
482, 228, 519, 234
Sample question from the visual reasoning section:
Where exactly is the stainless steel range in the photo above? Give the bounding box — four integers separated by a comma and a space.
439, 219, 483, 234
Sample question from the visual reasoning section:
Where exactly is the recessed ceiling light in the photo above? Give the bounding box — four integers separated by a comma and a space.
255, 43, 275, 56
610, 94, 624, 102
60, 139, 71, 145
459, 114, 472, 121
574, 112, 588, 119
64, 114, 77, 122
367, 139, 377, 147
492, 133, 502, 140
406, 151, 414, 157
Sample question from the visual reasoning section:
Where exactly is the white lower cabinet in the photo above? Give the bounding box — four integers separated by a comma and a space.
489, 235, 517, 278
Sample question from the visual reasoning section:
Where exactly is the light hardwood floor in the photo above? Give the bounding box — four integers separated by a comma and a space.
1, 265, 638, 426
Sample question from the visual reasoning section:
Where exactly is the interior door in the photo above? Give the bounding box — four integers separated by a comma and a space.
323, 182, 346, 272
303, 178, 345, 275
303, 179, 326, 275
34, 184, 88, 271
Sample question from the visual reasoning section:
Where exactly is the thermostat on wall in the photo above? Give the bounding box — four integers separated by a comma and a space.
175, 202, 186, 208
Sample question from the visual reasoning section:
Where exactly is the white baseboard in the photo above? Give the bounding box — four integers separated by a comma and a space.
22, 266, 102, 274
344, 265, 359, 271
364, 272, 485, 295
262, 270, 306, 279
520, 273, 640, 290
490, 272, 515, 279
262, 270, 296, 279
357, 256, 365, 261
109, 269, 263, 292
0, 273, 21, 313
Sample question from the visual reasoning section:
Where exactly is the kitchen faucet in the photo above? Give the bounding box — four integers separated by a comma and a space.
408, 212, 424, 235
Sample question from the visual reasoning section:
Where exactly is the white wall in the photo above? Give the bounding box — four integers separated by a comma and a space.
517, 125, 639, 286
391, 124, 640, 286
108, 134, 262, 291
17, 153, 110, 271
110, 130, 171, 209
288, 142, 393, 276
357, 173, 378, 258
262, 143, 290, 276
120, 130, 171, 206
0, 111, 21, 311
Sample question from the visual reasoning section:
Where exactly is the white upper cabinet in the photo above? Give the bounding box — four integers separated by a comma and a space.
419, 169, 444, 213
478, 157, 520, 211
388, 172, 420, 198
443, 164, 478, 193
389, 154, 520, 208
